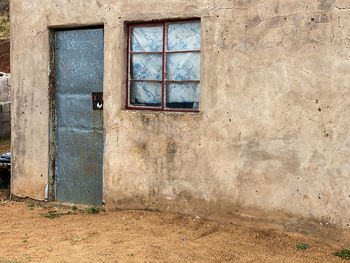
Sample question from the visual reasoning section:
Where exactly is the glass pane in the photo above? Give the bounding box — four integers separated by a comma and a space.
131, 54, 162, 80
166, 83, 199, 109
131, 26, 163, 52
167, 22, 201, 51
166, 52, 200, 80
130, 81, 162, 107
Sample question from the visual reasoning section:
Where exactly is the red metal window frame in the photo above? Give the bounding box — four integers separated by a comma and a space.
126, 20, 200, 112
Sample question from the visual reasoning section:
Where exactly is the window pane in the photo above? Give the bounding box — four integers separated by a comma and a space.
131, 26, 163, 52
166, 52, 200, 80
131, 54, 162, 80
166, 83, 199, 109
167, 22, 201, 51
130, 81, 162, 107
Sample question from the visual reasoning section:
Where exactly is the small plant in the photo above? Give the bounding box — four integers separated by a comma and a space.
86, 207, 99, 214
43, 210, 74, 219
22, 239, 27, 243
71, 206, 78, 211
45, 211, 60, 219
334, 250, 350, 260
72, 237, 86, 242
27, 202, 43, 208
296, 243, 309, 250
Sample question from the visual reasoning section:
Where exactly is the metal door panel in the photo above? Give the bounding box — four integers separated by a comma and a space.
54, 28, 104, 205
55, 93, 96, 129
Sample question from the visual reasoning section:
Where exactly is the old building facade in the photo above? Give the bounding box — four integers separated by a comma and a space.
11, 0, 350, 229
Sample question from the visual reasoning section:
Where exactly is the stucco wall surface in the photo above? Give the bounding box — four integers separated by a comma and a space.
11, 0, 350, 229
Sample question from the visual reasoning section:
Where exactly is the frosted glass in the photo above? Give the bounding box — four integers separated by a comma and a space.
167, 22, 201, 51
131, 26, 163, 52
130, 82, 162, 107
131, 54, 162, 80
166, 52, 200, 80
166, 83, 199, 109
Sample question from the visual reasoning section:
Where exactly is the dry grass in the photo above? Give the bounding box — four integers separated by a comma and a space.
0, 15, 9, 40
0, 0, 10, 72
0, 0, 9, 40
0, 139, 10, 154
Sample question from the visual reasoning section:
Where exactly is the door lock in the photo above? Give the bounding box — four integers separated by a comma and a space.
92, 92, 103, 110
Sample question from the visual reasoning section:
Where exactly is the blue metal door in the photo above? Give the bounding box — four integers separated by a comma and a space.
54, 28, 104, 205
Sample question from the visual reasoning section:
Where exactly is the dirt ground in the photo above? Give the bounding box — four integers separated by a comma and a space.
0, 200, 347, 263
0, 39, 10, 73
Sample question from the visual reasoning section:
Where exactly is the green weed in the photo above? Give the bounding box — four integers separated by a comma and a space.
86, 207, 99, 214
296, 243, 309, 250
44, 211, 60, 219
43, 210, 74, 219
334, 250, 350, 260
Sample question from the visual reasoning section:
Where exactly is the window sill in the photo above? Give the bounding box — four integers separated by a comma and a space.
122, 108, 201, 115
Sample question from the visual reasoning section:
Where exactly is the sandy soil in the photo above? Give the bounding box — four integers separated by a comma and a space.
0, 200, 347, 263
0, 39, 10, 73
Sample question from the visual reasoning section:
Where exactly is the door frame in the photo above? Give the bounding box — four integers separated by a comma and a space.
47, 25, 105, 202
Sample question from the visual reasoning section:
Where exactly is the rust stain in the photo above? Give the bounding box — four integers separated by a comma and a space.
48, 31, 56, 201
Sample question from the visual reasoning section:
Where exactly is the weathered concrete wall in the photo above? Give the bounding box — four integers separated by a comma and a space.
11, 0, 350, 229
0, 73, 10, 140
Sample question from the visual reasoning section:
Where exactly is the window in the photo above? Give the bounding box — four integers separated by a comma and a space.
126, 20, 201, 112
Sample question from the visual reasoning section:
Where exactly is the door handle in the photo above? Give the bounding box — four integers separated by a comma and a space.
92, 92, 103, 110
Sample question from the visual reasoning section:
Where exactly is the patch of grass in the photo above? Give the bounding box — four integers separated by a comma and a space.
296, 243, 309, 250
86, 207, 99, 214
334, 250, 350, 260
71, 206, 78, 211
0, 16, 9, 40
0, 0, 9, 40
22, 240, 27, 243
26, 202, 44, 209
43, 210, 74, 219
27, 203, 35, 208
44, 211, 60, 219
0, 0, 9, 16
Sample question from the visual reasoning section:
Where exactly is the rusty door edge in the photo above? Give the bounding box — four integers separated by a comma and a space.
48, 30, 56, 201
